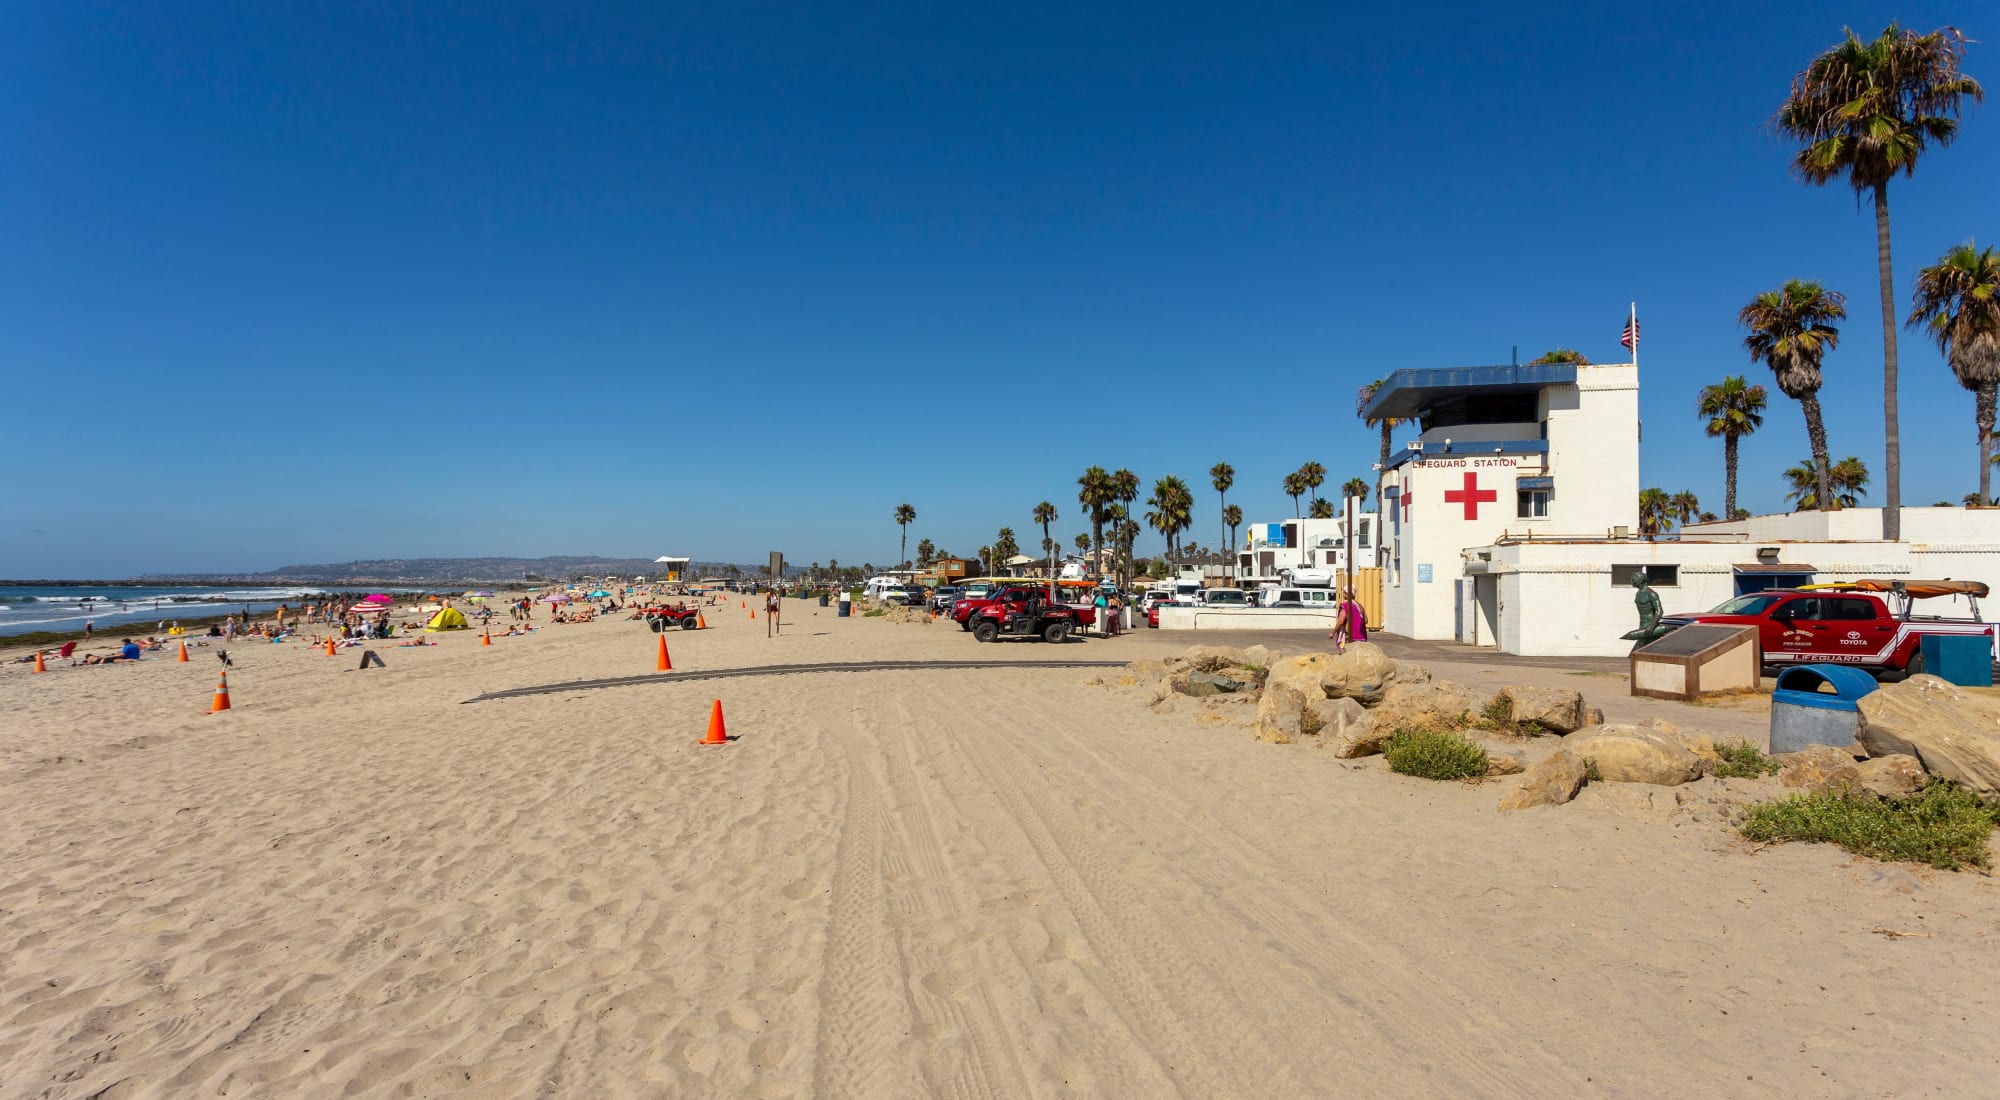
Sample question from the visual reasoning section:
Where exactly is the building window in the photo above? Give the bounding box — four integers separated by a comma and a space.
1612, 564, 1678, 587
1517, 489, 1549, 519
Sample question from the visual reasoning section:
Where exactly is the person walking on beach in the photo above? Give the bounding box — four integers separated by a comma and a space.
1328, 587, 1368, 651
83, 619, 94, 640
766, 590, 781, 637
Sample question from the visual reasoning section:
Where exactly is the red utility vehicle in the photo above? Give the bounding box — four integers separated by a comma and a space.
1659, 580, 1992, 677
640, 606, 703, 631
967, 591, 1087, 643
952, 586, 1096, 632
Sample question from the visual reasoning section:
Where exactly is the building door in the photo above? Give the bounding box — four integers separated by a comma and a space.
1474, 575, 1499, 648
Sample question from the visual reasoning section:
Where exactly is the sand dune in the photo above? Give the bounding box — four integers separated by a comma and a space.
2, 602, 1997, 1096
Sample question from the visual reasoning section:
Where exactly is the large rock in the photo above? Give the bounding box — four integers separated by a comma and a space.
1854, 754, 1928, 800
1497, 750, 1589, 811
1561, 724, 1704, 786
1325, 680, 1491, 759
1177, 645, 1251, 673
1485, 751, 1528, 776
1780, 743, 1860, 793
1265, 644, 1401, 706
1497, 685, 1590, 734
1856, 674, 2000, 797
1240, 645, 1282, 671
1569, 783, 1683, 823
1255, 682, 1308, 744
1301, 696, 1367, 740
1171, 668, 1255, 697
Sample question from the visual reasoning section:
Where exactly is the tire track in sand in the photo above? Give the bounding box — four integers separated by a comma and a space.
944, 686, 1307, 1097
977, 675, 1573, 1096
809, 703, 917, 1099
874, 690, 1032, 1100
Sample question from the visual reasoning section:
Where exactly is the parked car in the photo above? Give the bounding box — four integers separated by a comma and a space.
955, 585, 1097, 631
1198, 588, 1251, 607
1658, 582, 1993, 677
929, 586, 965, 613
1257, 586, 1340, 609
882, 585, 925, 606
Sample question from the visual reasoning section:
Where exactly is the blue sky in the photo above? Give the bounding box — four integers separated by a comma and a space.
4, 2, 1996, 576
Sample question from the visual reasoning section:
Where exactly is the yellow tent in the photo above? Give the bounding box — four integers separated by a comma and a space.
425, 607, 470, 632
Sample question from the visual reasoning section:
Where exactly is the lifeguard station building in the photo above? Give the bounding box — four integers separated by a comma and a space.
1362, 358, 2000, 657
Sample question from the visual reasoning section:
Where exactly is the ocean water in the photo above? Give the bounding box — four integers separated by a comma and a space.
0, 585, 375, 637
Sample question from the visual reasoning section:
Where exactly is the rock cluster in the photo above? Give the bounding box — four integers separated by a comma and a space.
1116, 644, 1986, 826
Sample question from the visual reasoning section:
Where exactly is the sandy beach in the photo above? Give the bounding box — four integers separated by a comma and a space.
3, 599, 1998, 1097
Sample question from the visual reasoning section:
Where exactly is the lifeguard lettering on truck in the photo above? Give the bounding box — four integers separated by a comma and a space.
1659, 587, 1991, 676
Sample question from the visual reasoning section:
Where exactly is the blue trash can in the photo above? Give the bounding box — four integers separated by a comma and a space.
1918, 634, 1993, 687
837, 594, 851, 618
1768, 664, 1879, 754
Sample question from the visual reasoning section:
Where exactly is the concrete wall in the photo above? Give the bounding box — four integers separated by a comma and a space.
1684, 506, 2000, 543
1546, 363, 1639, 534
1155, 606, 1340, 631
1482, 539, 1983, 657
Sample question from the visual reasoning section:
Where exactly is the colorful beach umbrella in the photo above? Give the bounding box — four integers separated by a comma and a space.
539, 594, 571, 603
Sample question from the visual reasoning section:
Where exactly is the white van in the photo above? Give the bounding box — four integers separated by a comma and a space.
1259, 586, 1340, 609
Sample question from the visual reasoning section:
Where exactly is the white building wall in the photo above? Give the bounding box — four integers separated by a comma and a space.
1545, 363, 1639, 533
1481, 539, 1996, 657
1687, 506, 1996, 543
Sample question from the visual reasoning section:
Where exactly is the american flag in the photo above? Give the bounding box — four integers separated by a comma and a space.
1620, 312, 1640, 350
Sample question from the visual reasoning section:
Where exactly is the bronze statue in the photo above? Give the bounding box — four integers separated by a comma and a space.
1620, 570, 1671, 653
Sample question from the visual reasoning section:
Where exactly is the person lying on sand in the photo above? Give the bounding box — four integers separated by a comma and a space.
393, 638, 436, 647
78, 639, 143, 665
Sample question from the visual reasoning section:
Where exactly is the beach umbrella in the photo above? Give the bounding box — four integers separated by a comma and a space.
588, 590, 611, 597
468, 590, 495, 597
540, 594, 571, 603
364, 594, 392, 604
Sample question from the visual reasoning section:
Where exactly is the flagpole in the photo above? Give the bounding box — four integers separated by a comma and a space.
1629, 301, 1638, 369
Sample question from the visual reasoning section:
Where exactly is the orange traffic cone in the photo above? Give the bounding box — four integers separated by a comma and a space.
699, 699, 729, 746
481, 626, 492, 647
177, 641, 190, 662
740, 600, 746, 609
696, 612, 707, 630
749, 608, 755, 620
33, 650, 46, 673
325, 636, 336, 656
657, 634, 672, 671
209, 671, 232, 713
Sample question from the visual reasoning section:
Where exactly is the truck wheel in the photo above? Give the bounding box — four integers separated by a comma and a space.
680, 615, 699, 630
1905, 649, 1926, 677
971, 620, 999, 643
649, 617, 663, 633
1042, 621, 1070, 644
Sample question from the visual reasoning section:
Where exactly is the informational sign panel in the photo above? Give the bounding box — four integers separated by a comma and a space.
1417, 563, 1433, 583
769, 551, 784, 586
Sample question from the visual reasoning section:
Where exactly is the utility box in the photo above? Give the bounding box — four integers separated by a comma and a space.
1769, 664, 1879, 754
1630, 624, 1761, 702
1919, 634, 1994, 688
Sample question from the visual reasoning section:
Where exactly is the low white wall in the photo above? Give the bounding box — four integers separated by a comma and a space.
1155, 607, 1341, 631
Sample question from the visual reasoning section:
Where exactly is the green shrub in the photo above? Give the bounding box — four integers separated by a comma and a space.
1711, 740, 1781, 779
1480, 697, 1512, 724
1583, 758, 1603, 783
1383, 730, 1490, 781
1740, 783, 2000, 871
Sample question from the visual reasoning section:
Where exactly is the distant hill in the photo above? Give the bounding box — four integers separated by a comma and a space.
128, 556, 772, 586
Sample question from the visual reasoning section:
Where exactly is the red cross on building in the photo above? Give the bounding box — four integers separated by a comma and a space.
1442, 470, 1498, 521
1400, 485, 1414, 521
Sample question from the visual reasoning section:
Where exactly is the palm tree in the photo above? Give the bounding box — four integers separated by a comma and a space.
975, 546, 991, 577
1073, 532, 1090, 555
1282, 471, 1307, 518
1209, 462, 1234, 581
1638, 488, 1675, 538
1298, 461, 1326, 506
1111, 468, 1141, 587
1032, 501, 1058, 580
1697, 375, 1768, 520
894, 503, 916, 569
1740, 279, 1847, 513
1909, 242, 2000, 504
1831, 456, 1871, 507
1785, 456, 1873, 509
1222, 503, 1242, 574
994, 527, 1018, 574
1340, 477, 1369, 506
1528, 348, 1592, 365
915, 538, 935, 568
1775, 23, 1984, 540
1359, 379, 1402, 510
1145, 476, 1193, 564
1669, 491, 1702, 527
1308, 498, 1334, 519
1077, 466, 1113, 576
